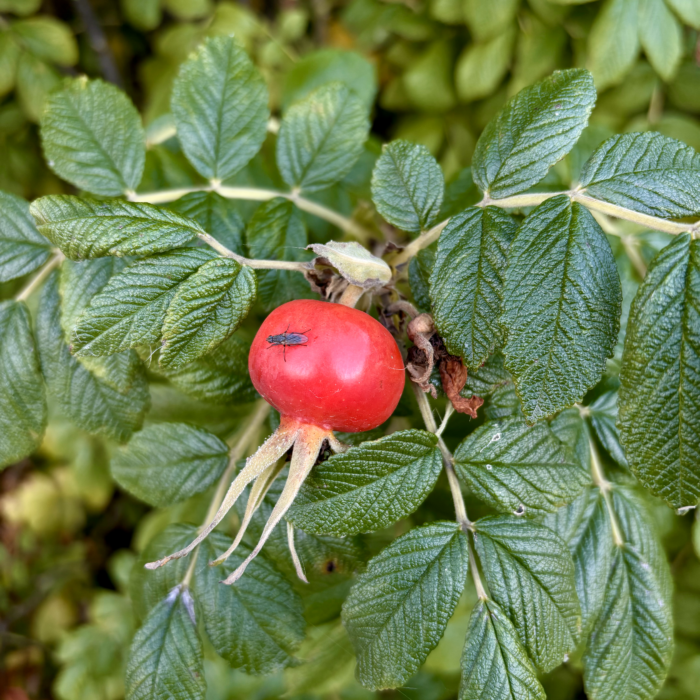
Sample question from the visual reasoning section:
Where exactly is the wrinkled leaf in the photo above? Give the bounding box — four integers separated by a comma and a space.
472, 69, 596, 198
307, 241, 390, 288
618, 234, 700, 508
454, 418, 588, 517
503, 196, 621, 422
430, 206, 517, 370
171, 36, 269, 182
343, 521, 468, 689
288, 430, 442, 536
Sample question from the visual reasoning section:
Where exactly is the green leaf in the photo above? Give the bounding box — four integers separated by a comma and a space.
455, 29, 516, 103
30, 196, 201, 261
0, 32, 20, 98
41, 78, 145, 196
587, 0, 639, 90
502, 196, 622, 422
15, 52, 61, 123
159, 258, 256, 369
545, 488, 614, 636
0, 190, 51, 282
130, 524, 196, 620
370, 140, 444, 233
277, 83, 370, 193
159, 334, 256, 404
408, 246, 434, 312
125, 587, 205, 700
342, 521, 468, 689
579, 132, 700, 219
171, 36, 269, 182
430, 207, 517, 370
583, 488, 673, 700
454, 418, 588, 517
666, 0, 700, 28
35, 273, 149, 441
588, 391, 628, 467
472, 69, 596, 199
549, 407, 590, 471
618, 234, 700, 508
170, 191, 244, 255
71, 248, 215, 358
463, 0, 519, 41
121, 0, 162, 30
0, 301, 46, 469
282, 48, 377, 110
474, 515, 581, 672
287, 430, 442, 536
11, 17, 78, 66
245, 198, 310, 311
459, 598, 546, 700
639, 0, 682, 82
194, 531, 305, 675
111, 423, 229, 507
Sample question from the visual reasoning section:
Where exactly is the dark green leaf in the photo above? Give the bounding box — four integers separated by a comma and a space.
579, 132, 700, 219
430, 207, 517, 369
503, 196, 622, 422
472, 69, 596, 198
35, 273, 149, 441
130, 524, 196, 620
588, 391, 628, 467
30, 196, 201, 260
170, 191, 244, 255
459, 598, 546, 700
194, 532, 305, 675
41, 78, 145, 196
371, 140, 444, 233
160, 334, 256, 404
0, 301, 46, 468
10, 16, 78, 66
454, 418, 588, 517
618, 234, 700, 508
342, 521, 468, 689
583, 488, 673, 700
125, 587, 205, 700
545, 488, 614, 636
245, 198, 310, 310
408, 246, 434, 312
474, 515, 581, 672
160, 258, 256, 369
71, 248, 215, 357
288, 430, 442, 536
277, 83, 370, 193
0, 191, 51, 282
111, 423, 229, 507
549, 407, 590, 471
171, 36, 269, 182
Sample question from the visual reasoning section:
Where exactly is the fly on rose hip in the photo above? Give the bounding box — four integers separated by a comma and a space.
266, 323, 310, 361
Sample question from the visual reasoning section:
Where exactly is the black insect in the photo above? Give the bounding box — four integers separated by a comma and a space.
266, 324, 311, 361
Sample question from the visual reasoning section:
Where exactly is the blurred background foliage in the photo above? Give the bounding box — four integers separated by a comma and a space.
2, 0, 700, 698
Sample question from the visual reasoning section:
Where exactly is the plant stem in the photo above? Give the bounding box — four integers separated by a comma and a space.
588, 436, 624, 547
411, 383, 471, 530
196, 232, 309, 272
15, 253, 64, 302
130, 184, 372, 239
392, 220, 449, 267
181, 400, 271, 587
337, 284, 364, 308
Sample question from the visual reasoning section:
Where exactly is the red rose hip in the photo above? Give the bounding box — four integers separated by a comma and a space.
249, 299, 405, 432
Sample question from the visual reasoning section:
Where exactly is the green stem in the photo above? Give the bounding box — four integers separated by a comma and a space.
15, 252, 64, 302
181, 400, 271, 587
129, 183, 371, 239
588, 436, 624, 547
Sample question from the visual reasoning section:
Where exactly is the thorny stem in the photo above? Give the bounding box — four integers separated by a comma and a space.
588, 435, 624, 547
129, 184, 372, 239
15, 253, 64, 302
411, 383, 471, 530
181, 400, 271, 587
